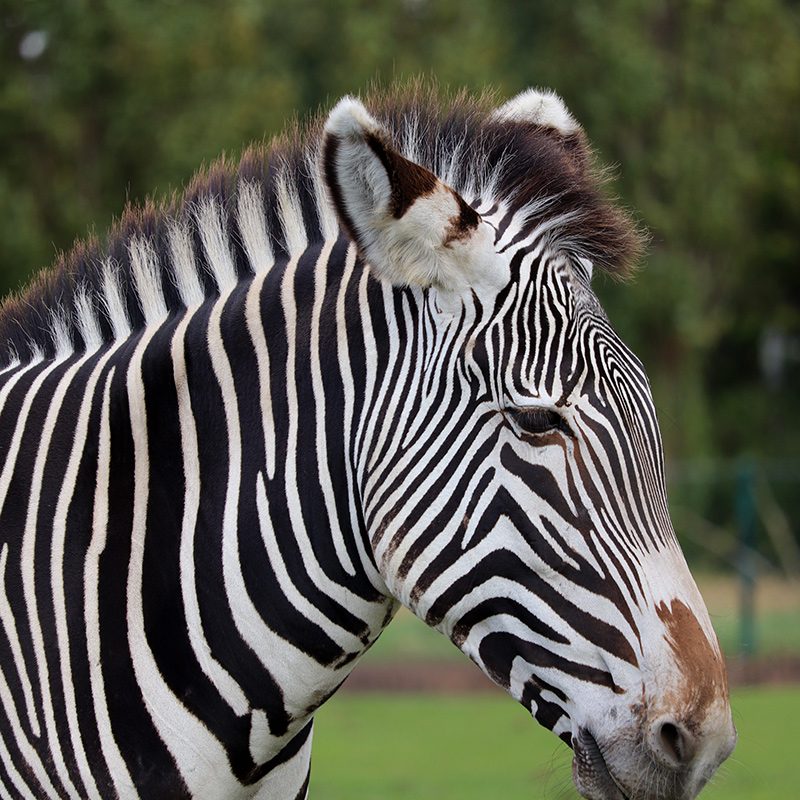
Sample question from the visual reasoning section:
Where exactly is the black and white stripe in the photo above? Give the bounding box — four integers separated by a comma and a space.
0, 88, 734, 800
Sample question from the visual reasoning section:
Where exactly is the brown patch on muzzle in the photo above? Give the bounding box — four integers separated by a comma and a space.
656, 599, 729, 724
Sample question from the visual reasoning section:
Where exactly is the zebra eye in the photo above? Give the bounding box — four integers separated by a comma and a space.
507, 407, 570, 437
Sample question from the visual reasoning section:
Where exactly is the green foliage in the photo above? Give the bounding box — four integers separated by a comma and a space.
1, 0, 798, 476
310, 688, 800, 799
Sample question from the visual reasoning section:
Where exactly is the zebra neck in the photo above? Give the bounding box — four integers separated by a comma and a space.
66, 250, 395, 770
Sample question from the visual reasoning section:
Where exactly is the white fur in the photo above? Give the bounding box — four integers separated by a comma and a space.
196, 198, 237, 293
99, 260, 131, 341
324, 96, 384, 142
166, 221, 205, 308
128, 236, 168, 324
48, 310, 72, 359
376, 186, 506, 292
324, 97, 509, 293
237, 181, 274, 274
325, 99, 394, 222
275, 171, 308, 255
73, 284, 103, 351
491, 88, 580, 135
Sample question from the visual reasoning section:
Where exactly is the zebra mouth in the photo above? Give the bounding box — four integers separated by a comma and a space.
572, 728, 630, 800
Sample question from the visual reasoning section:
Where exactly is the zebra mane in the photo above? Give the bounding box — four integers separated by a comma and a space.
0, 84, 643, 367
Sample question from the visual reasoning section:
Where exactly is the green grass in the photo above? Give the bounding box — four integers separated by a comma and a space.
310, 688, 800, 799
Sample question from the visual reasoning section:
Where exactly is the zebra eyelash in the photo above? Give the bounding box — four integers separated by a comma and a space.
504, 406, 572, 438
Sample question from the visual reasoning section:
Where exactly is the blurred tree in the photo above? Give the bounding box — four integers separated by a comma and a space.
0, 0, 508, 291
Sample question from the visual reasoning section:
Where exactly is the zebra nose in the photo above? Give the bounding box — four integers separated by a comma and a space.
648, 716, 696, 769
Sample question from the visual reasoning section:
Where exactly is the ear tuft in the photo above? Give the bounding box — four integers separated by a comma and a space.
491, 88, 580, 136
324, 96, 383, 141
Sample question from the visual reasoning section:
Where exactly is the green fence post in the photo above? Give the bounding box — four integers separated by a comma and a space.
736, 459, 757, 658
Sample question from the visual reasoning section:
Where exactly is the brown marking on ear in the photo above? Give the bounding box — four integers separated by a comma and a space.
656, 599, 729, 727
364, 133, 438, 218
443, 190, 481, 246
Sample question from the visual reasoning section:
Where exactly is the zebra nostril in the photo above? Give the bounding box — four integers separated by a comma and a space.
660, 722, 683, 761
651, 718, 696, 768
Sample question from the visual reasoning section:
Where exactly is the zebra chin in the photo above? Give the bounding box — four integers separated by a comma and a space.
563, 617, 737, 800
570, 713, 736, 800
500, 663, 736, 800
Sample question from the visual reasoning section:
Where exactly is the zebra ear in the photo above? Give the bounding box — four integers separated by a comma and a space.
322, 97, 506, 292
491, 88, 581, 136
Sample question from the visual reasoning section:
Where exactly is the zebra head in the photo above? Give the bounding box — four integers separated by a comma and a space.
323, 92, 735, 800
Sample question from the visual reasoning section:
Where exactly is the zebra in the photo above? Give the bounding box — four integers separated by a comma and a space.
0, 86, 735, 799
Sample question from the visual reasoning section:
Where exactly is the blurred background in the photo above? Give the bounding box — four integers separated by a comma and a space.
1, 0, 798, 797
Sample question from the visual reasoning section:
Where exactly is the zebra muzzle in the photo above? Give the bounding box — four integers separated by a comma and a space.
572, 728, 629, 800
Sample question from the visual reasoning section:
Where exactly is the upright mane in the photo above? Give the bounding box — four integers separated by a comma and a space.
0, 85, 642, 367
